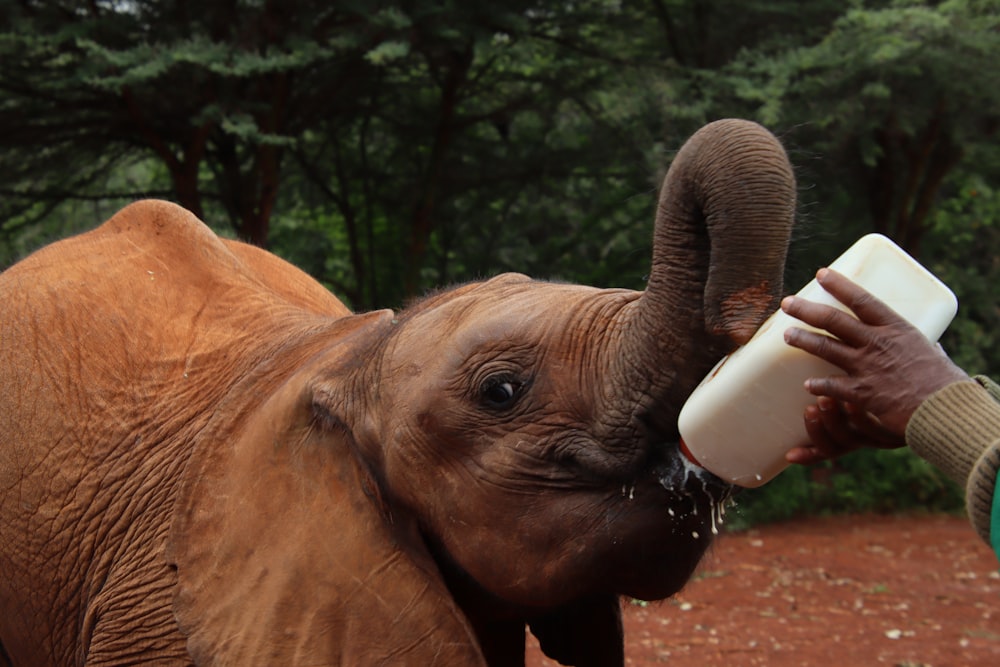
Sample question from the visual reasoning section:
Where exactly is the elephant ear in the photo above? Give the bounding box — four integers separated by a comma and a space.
528, 595, 624, 667
168, 312, 485, 666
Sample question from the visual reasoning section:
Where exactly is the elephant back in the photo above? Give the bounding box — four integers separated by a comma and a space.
0, 200, 347, 665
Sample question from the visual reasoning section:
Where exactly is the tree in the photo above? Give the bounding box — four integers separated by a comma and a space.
725, 0, 1000, 256
1, 0, 672, 306
282, 0, 675, 306
4, 0, 999, 305
0, 0, 417, 246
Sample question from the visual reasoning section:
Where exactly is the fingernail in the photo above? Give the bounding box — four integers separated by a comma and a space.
816, 268, 829, 280
781, 295, 795, 311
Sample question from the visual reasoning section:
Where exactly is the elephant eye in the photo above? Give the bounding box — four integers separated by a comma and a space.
480, 377, 522, 410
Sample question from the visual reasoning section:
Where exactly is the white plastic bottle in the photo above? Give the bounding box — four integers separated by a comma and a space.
677, 233, 958, 488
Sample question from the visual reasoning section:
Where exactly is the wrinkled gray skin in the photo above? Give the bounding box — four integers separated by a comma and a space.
0, 119, 795, 666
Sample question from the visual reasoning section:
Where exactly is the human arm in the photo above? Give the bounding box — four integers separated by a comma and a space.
905, 376, 1000, 552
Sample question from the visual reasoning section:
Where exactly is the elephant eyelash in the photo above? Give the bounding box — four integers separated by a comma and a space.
478, 374, 527, 411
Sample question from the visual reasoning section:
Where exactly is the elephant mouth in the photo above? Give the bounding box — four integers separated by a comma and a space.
653, 441, 734, 535
656, 441, 730, 494
602, 442, 733, 602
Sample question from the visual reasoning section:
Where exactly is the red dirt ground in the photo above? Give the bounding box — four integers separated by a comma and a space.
526, 514, 1000, 666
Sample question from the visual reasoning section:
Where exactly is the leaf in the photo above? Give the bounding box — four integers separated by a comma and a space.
364, 40, 410, 66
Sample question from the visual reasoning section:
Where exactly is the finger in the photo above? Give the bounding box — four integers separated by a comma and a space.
815, 397, 888, 456
841, 403, 906, 449
785, 445, 828, 465
796, 402, 846, 461
802, 375, 857, 403
781, 296, 870, 348
814, 269, 908, 328
814, 395, 858, 449
783, 326, 857, 370
786, 414, 848, 465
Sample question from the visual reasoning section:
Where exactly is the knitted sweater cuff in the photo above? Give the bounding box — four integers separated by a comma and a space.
906, 379, 1000, 545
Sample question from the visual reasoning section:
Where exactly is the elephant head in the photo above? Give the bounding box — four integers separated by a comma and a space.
169, 119, 795, 665
360, 117, 794, 600
0, 119, 794, 667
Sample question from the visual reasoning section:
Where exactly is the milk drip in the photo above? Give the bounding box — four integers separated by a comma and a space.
677, 234, 958, 488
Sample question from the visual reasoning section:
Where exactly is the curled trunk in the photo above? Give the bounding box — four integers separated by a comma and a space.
621, 119, 797, 428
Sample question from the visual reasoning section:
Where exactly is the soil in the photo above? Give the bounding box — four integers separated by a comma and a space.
525, 514, 1000, 667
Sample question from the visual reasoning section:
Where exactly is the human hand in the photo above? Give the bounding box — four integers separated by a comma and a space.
780, 268, 970, 447
784, 395, 905, 465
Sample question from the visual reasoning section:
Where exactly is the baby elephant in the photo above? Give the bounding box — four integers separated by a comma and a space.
0, 118, 795, 666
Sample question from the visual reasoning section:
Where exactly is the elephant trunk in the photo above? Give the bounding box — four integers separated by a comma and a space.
617, 119, 796, 433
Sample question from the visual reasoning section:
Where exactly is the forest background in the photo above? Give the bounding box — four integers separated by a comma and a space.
2, 0, 999, 526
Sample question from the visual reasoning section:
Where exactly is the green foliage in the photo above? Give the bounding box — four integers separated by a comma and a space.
0, 156, 172, 268
3, 0, 1000, 521
721, 0, 1000, 251
926, 176, 1000, 377
729, 449, 965, 530
265, 0, 679, 307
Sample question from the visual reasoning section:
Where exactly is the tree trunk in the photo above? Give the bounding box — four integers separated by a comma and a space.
869, 106, 963, 258
403, 45, 474, 299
